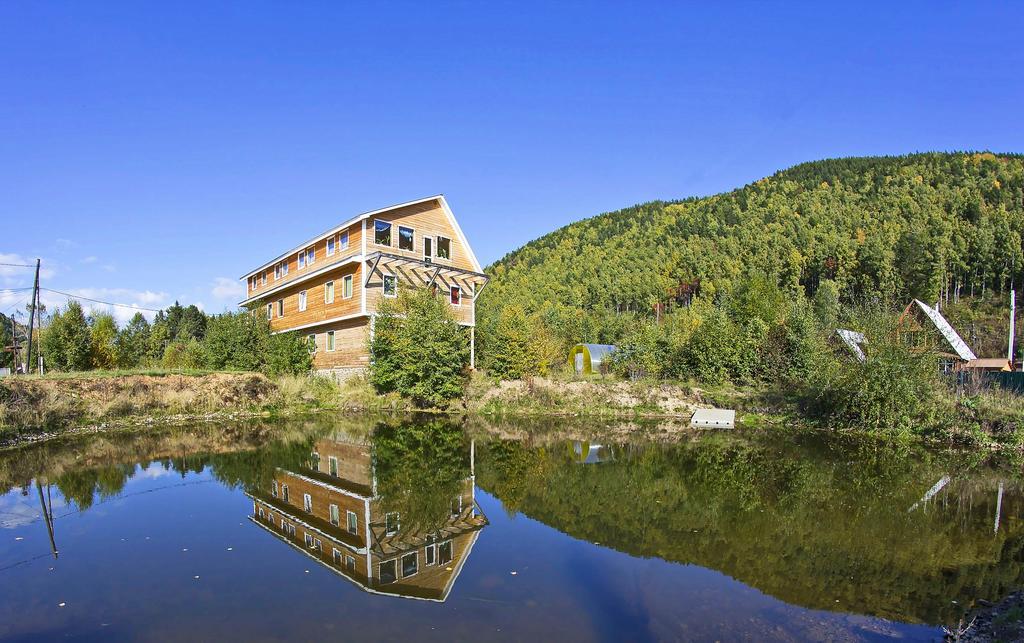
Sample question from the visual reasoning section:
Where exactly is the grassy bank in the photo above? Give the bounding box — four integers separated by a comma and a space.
0, 370, 409, 445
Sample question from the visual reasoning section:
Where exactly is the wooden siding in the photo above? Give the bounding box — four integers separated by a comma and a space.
266, 262, 363, 332
309, 317, 370, 369
366, 199, 476, 272
247, 221, 363, 298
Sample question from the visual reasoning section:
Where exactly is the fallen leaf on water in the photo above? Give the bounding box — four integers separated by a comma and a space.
58, 602, 66, 607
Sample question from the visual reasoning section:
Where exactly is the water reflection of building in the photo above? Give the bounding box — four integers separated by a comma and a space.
246, 434, 487, 601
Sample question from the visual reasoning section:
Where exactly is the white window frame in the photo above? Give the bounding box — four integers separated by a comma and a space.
423, 236, 433, 262
272, 481, 278, 497
298, 290, 307, 312
379, 559, 397, 584
374, 220, 392, 246
333, 548, 342, 565
401, 551, 418, 578
261, 271, 267, 286
329, 504, 340, 526
345, 555, 356, 571
306, 246, 315, 265
305, 533, 314, 548
450, 285, 461, 307
307, 334, 317, 354
382, 274, 398, 298
398, 225, 415, 252
346, 510, 358, 535
282, 261, 289, 276
274, 263, 281, 280
436, 236, 451, 260
277, 299, 284, 317
438, 539, 453, 565
342, 275, 353, 299
298, 251, 305, 269
326, 330, 335, 352
266, 303, 273, 320
329, 456, 339, 476
340, 230, 349, 250
327, 235, 336, 256
325, 280, 335, 304
282, 484, 289, 502
425, 542, 436, 566
303, 493, 312, 513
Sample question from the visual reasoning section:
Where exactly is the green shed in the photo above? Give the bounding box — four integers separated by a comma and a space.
568, 344, 616, 375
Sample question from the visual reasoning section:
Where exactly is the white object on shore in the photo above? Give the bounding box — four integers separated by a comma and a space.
690, 408, 736, 428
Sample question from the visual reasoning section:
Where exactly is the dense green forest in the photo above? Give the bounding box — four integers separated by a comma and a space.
478, 152, 1024, 362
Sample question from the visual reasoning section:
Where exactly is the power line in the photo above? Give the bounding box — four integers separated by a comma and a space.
40, 287, 162, 312
0, 262, 36, 268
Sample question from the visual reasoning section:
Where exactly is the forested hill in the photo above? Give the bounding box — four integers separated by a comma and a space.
478, 152, 1024, 352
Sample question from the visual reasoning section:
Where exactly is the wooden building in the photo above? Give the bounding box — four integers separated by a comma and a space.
239, 195, 488, 375
247, 432, 487, 601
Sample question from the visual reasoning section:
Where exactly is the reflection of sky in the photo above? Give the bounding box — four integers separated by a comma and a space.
0, 485, 67, 529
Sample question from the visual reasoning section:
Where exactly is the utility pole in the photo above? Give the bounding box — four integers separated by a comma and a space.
25, 259, 40, 375
1008, 290, 1016, 367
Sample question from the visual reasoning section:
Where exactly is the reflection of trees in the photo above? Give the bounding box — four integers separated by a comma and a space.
371, 417, 471, 533
55, 463, 137, 510
476, 433, 1024, 626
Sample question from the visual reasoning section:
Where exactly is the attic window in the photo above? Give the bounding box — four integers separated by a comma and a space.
374, 220, 392, 246
398, 226, 414, 251
436, 236, 451, 260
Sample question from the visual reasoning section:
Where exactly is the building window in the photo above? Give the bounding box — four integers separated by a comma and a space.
274, 263, 281, 280
346, 510, 358, 535
398, 226, 414, 251
325, 280, 335, 304
282, 261, 289, 276
437, 236, 451, 260
307, 334, 317, 354
425, 543, 436, 566
333, 548, 342, 565
277, 299, 284, 317
340, 230, 349, 250
450, 286, 461, 306
327, 330, 335, 352
438, 540, 453, 565
374, 220, 392, 246
315, 538, 322, 552
305, 533, 314, 548
266, 303, 273, 320
327, 236, 336, 256
303, 493, 312, 513
424, 237, 433, 262
282, 484, 289, 502
385, 512, 400, 536
451, 496, 462, 516
329, 456, 338, 477
342, 275, 353, 299
258, 507, 264, 518
298, 251, 305, 269
262, 271, 267, 286
310, 451, 320, 470
272, 481, 278, 497
382, 274, 397, 298
306, 246, 315, 265
345, 555, 356, 571
329, 504, 340, 526
401, 551, 418, 578
379, 560, 397, 584
298, 290, 307, 312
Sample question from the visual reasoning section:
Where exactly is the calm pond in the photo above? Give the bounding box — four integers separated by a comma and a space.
0, 416, 1020, 641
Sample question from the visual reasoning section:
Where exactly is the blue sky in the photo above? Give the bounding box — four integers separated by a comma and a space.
2, 2, 1023, 322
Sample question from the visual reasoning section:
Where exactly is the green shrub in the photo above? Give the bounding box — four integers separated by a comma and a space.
369, 287, 470, 408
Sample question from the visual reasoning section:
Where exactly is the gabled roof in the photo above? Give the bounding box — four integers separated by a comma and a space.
239, 194, 482, 280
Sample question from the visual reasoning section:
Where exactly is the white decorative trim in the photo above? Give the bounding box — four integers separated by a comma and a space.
239, 254, 363, 306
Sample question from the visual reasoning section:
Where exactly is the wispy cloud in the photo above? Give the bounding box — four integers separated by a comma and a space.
0, 252, 57, 287
211, 277, 245, 301
41, 287, 172, 324
81, 256, 98, 264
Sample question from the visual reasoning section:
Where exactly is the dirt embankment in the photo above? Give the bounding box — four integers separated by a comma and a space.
0, 373, 278, 442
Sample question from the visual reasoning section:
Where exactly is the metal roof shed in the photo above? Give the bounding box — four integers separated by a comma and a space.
569, 344, 616, 375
